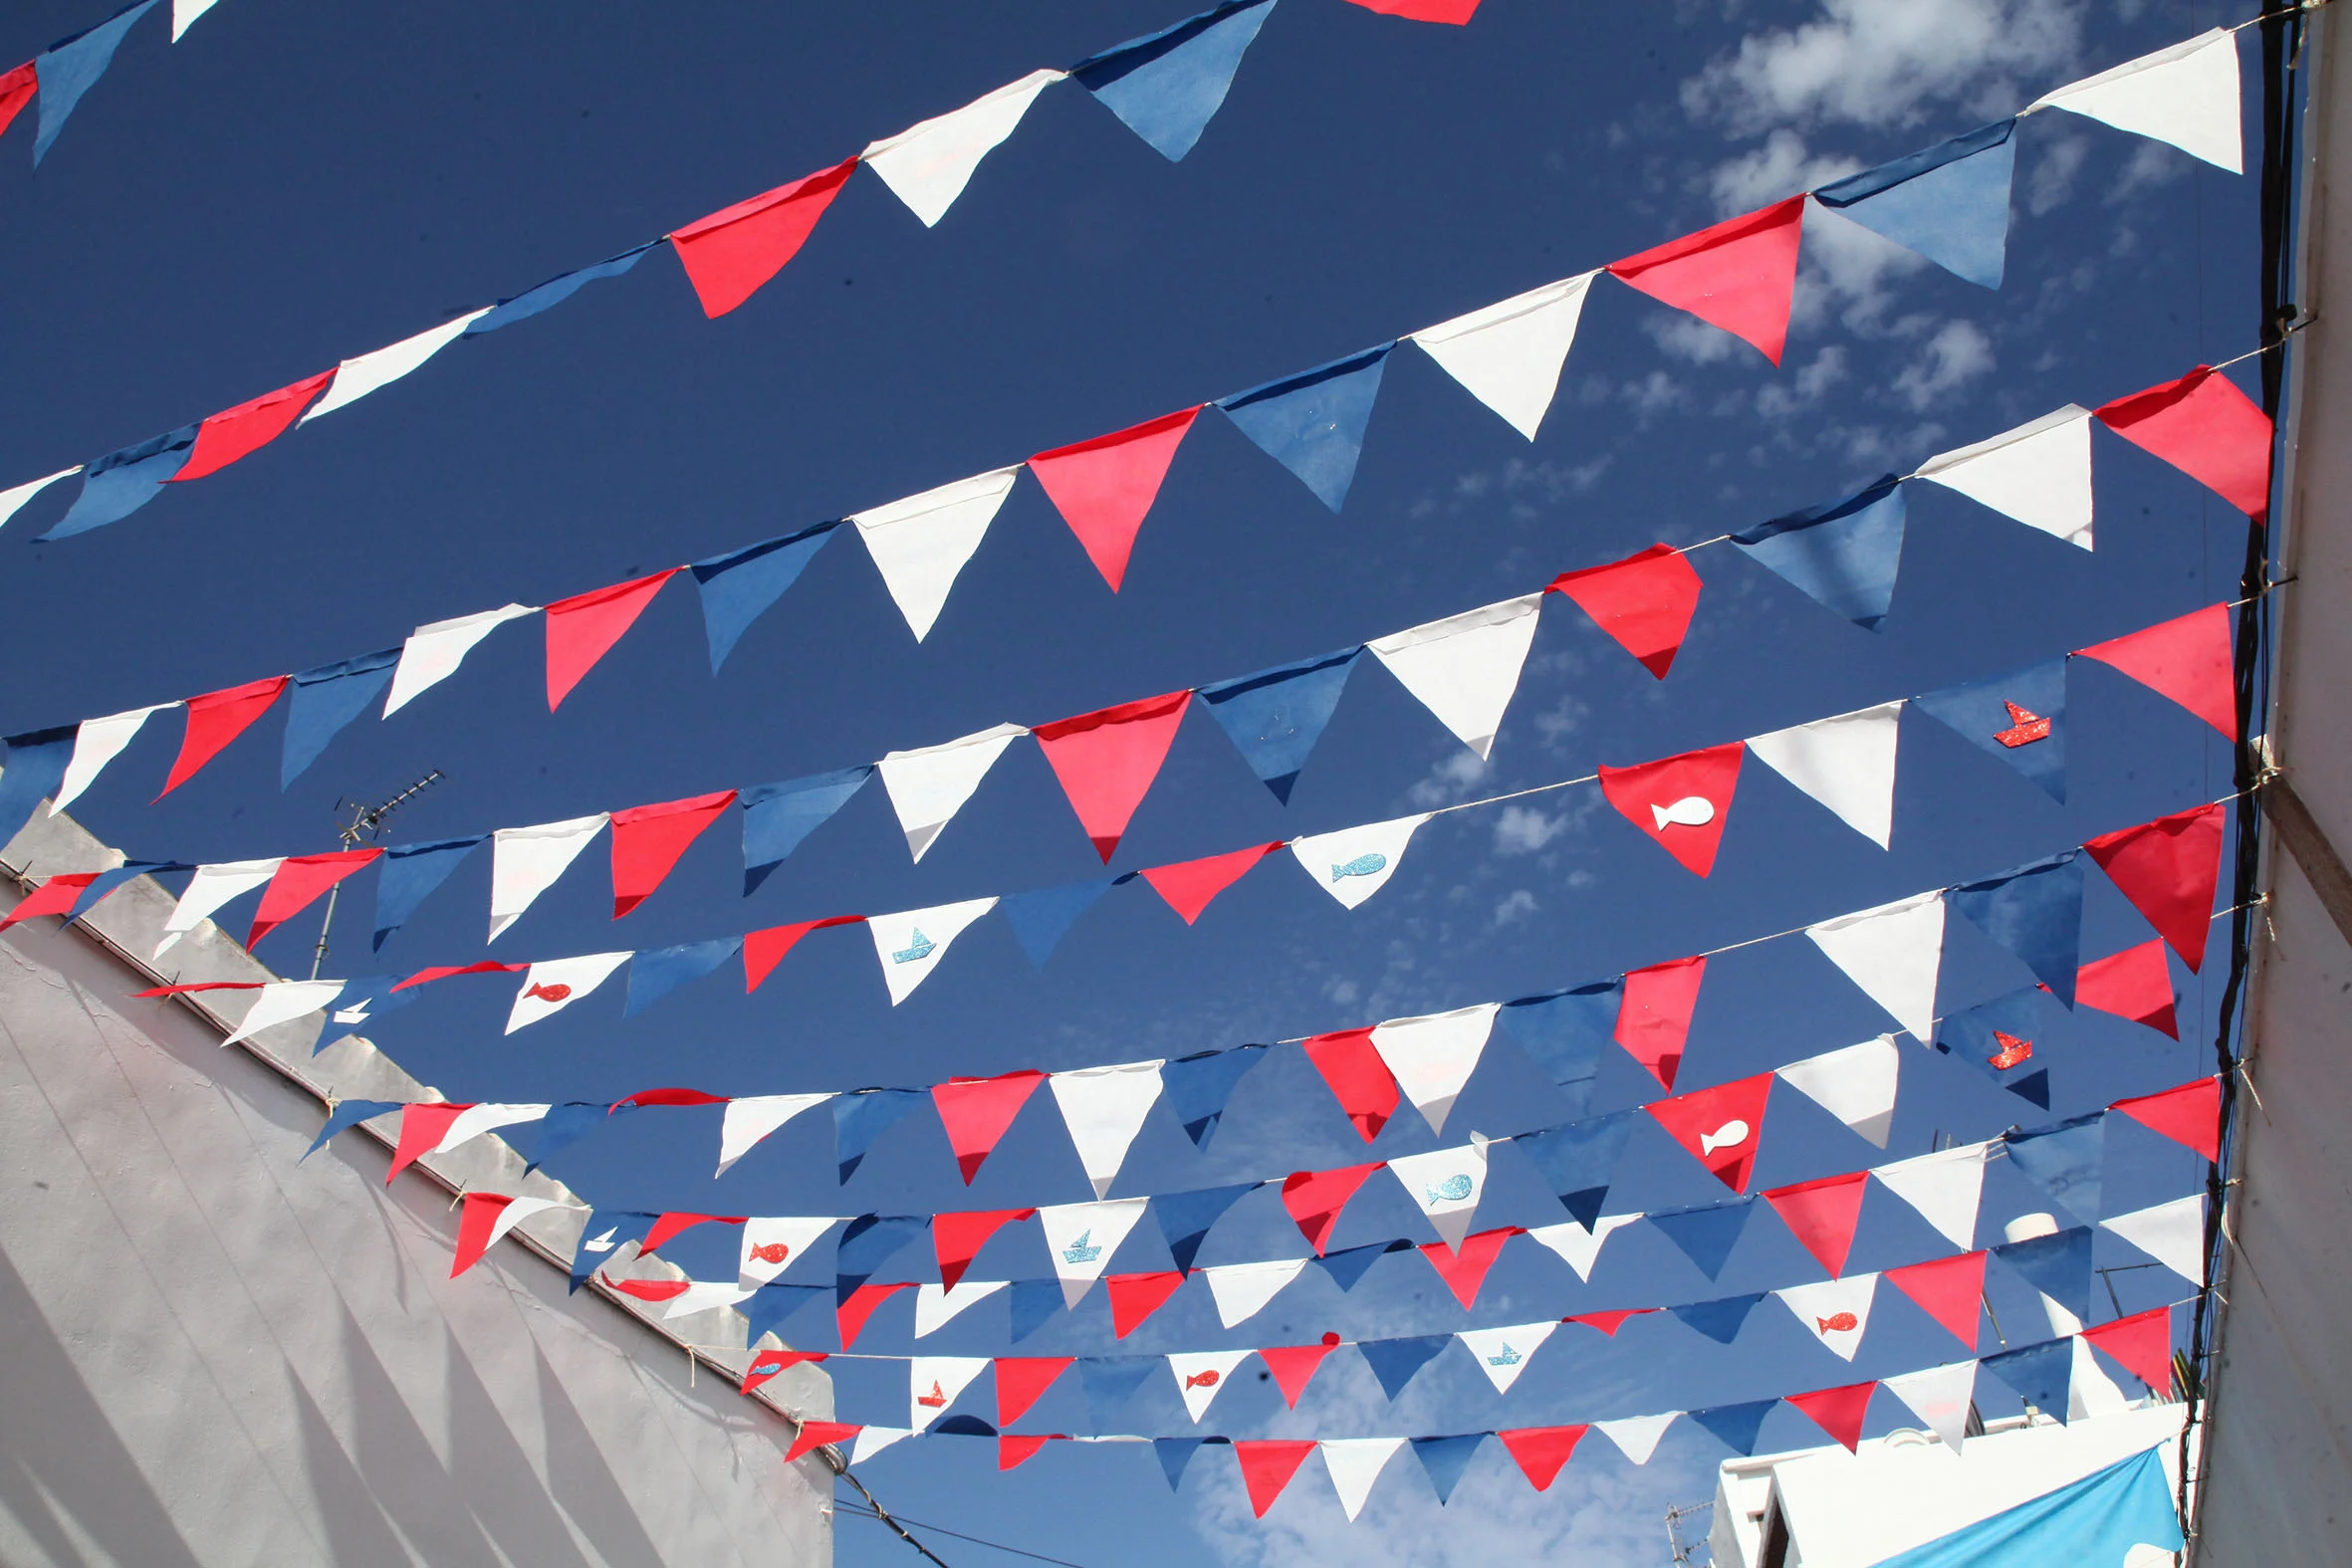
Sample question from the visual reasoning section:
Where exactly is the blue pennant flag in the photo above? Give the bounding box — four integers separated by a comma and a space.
1649, 1197, 1758, 1281
741, 767, 872, 895
35, 0, 159, 165
1516, 1110, 1638, 1229
467, 242, 660, 336
1500, 980, 1622, 1115
1913, 657, 2068, 801
1218, 344, 1395, 512
934, 1414, 997, 1438
311, 974, 421, 1051
1993, 1227, 2095, 1323
1161, 1044, 1267, 1149
569, 1210, 656, 1293
742, 1282, 826, 1345
835, 1214, 926, 1296
1411, 1434, 1487, 1504
69, 860, 192, 923
282, 649, 400, 788
1077, 1356, 1159, 1428
1937, 986, 2067, 1101
300, 1099, 401, 1160
689, 522, 840, 673
1009, 1278, 1064, 1343
1002, 876, 1122, 968
1733, 476, 1907, 629
1813, 120, 2018, 290
0, 726, 78, 847
832, 1089, 925, 1183
371, 836, 485, 951
1312, 1238, 1411, 1293
524, 1101, 612, 1172
1981, 1337, 2078, 1424
1154, 1437, 1211, 1490
1070, 0, 1278, 161
624, 938, 743, 1015
1871, 1445, 2182, 1566
1358, 1334, 1450, 1400
2004, 1111, 2107, 1226
1950, 850, 2083, 1004
40, 424, 198, 540
1149, 1184, 1257, 1274
1196, 647, 1362, 803
1690, 1399, 1777, 1456
1673, 1292, 1766, 1345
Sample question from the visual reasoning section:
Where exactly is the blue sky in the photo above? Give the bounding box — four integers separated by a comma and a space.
0, 0, 2252, 1562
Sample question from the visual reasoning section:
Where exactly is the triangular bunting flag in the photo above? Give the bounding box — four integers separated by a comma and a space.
1885, 1251, 1989, 1349
33, 2, 160, 165
1259, 1333, 1343, 1408
624, 937, 742, 1015
487, 815, 606, 942
1548, 544, 1703, 679
853, 467, 1025, 640
1599, 741, 1745, 876
543, 569, 676, 711
1040, 1198, 1150, 1308
1873, 1142, 1991, 1250
1140, 841, 1281, 924
608, 789, 734, 918
1811, 119, 2016, 288
1411, 1433, 1487, 1504
1807, 890, 1946, 1039
1312, 1238, 1409, 1292
174, 370, 337, 484
1648, 1073, 1772, 1191
1499, 1426, 1587, 1491
1950, 850, 2084, 1003
1105, 1270, 1187, 1338
1982, 1338, 2076, 1423
878, 723, 1028, 862
1913, 406, 2095, 548
932, 1070, 1048, 1184
1914, 658, 2069, 800
1027, 407, 1201, 590
932, 1208, 1036, 1292
1764, 1171, 1870, 1276
1153, 1437, 1209, 1491
1408, 273, 1597, 440
1994, 1226, 2095, 1322
1517, 1111, 1639, 1230
861, 69, 1067, 227
1671, 1294, 1764, 1345
1032, 691, 1193, 861
669, 157, 858, 318
1217, 344, 1395, 511
55, 703, 171, 813
155, 858, 282, 957
715, 1092, 829, 1177
1607, 198, 1805, 363
1233, 1439, 1316, 1518
741, 767, 871, 893
221, 979, 349, 1048
1418, 1228, 1516, 1308
2110, 1077, 2220, 1162
1071, 0, 1279, 162
1369, 1004, 1497, 1135
2082, 1305, 2175, 1394
1785, 1382, 1878, 1454
1648, 1197, 1757, 1280
1499, 981, 1619, 1108
1077, 1355, 1157, 1426
1388, 1143, 1488, 1252
1152, 1183, 1254, 1274
1595, 1414, 1678, 1465
505, 952, 631, 1034
868, 897, 998, 1006
2096, 365, 2273, 520
833, 1090, 926, 1183
158, 675, 287, 798
42, 426, 197, 541
2032, 28, 2242, 173
468, 242, 657, 336
282, 651, 400, 788
1358, 1334, 1451, 1400
910, 1355, 991, 1430
1775, 1035, 1899, 1148
370, 838, 481, 951
1746, 700, 1905, 849
247, 849, 380, 948
1168, 1350, 1252, 1423
1161, 1045, 1266, 1150
299, 310, 490, 426
1002, 877, 1119, 968
1203, 1257, 1306, 1328
1457, 1322, 1556, 1394
1366, 593, 1544, 759
0, 870, 100, 934
739, 1216, 844, 1289
382, 604, 536, 718
1688, 1400, 1777, 1457
995, 1357, 1074, 1426
1050, 1060, 1165, 1198
689, 524, 837, 674
743, 915, 863, 993
1526, 1214, 1641, 1281
1288, 812, 1429, 910
1319, 1437, 1404, 1521
2082, 801, 2226, 970
1733, 476, 1906, 628
1883, 1361, 1980, 1453
1282, 1162, 1382, 1254
1938, 988, 2067, 1100
2077, 940, 2180, 1037
2078, 603, 2235, 739
2101, 1194, 2205, 1282
1301, 1027, 1400, 1142
1776, 1273, 1879, 1360
1197, 647, 1361, 803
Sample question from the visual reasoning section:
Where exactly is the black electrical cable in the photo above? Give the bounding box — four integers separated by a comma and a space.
836, 1502, 1106, 1568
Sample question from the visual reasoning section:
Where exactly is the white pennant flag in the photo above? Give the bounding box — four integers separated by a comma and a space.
852, 467, 1024, 640
1457, 1321, 1557, 1394
913, 1279, 1008, 1338
910, 1356, 992, 1430
1912, 406, 2096, 550
0, 466, 82, 533
384, 603, 538, 718
171, 0, 222, 41
862, 70, 1067, 227
432, 1102, 552, 1154
301, 309, 492, 424
1775, 1035, 1901, 1148
739, 1216, 845, 1289
716, 1092, 832, 1177
1386, 1142, 1489, 1252
486, 1196, 582, 1254
1367, 594, 1545, 760
866, 897, 998, 1006
1806, 890, 1945, 1040
1882, 1360, 1979, 1453
1594, 1413, 1678, 1465
1288, 812, 1432, 910
659, 1280, 757, 1320
1776, 1273, 1880, 1361
2031, 29, 2242, 173
1408, 273, 1598, 440
1319, 1437, 1406, 1521
877, 722, 1028, 862
488, 814, 606, 942
1370, 1004, 1498, 1136
504, 951, 630, 1033
2101, 1193, 2205, 1281
852, 1427, 914, 1463
1049, 1060, 1166, 1199
55, 705, 173, 814
155, 857, 283, 957
1203, 1257, 1307, 1327
1747, 701, 1905, 850
1038, 1197, 1148, 1308
1526, 1214, 1642, 1282
222, 979, 347, 1047
1167, 1350, 1251, 1424
1872, 1141, 1991, 1250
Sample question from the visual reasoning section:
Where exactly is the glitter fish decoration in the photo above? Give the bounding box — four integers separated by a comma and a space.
1330, 852, 1389, 882
1815, 1311, 1860, 1334
1424, 1173, 1476, 1206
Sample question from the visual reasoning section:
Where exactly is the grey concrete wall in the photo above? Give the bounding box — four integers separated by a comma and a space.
0, 804, 833, 1567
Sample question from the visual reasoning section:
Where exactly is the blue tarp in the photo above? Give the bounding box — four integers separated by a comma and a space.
1868, 1443, 2183, 1565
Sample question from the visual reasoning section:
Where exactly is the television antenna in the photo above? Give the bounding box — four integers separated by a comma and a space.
310, 771, 442, 980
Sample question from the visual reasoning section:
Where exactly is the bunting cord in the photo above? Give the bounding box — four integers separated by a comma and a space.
826, 1464, 957, 1568
835, 1500, 1102, 1568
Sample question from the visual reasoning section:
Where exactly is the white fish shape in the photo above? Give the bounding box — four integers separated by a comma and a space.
1698, 1118, 1751, 1158
1651, 795, 1716, 829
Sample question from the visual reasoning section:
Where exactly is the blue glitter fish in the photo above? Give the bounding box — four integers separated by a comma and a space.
1329, 852, 1388, 882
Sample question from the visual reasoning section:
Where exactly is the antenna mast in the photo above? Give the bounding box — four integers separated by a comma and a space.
310, 770, 443, 981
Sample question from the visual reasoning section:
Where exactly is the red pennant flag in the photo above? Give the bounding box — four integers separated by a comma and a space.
1648, 1072, 1773, 1192
1028, 407, 1202, 591
1499, 1425, 1587, 1490
785, 1420, 862, 1463
158, 675, 289, 798
1258, 1332, 1342, 1408
613, 1087, 731, 1110
173, 369, 337, 484
2110, 1077, 2221, 1163
608, 1277, 695, 1304
1607, 198, 1807, 364
1282, 1163, 1383, 1253
1565, 1309, 1654, 1337
1785, 1381, 1878, 1453
1031, 690, 1194, 861
2096, 366, 2274, 520
1235, 1439, 1317, 1517
2077, 604, 2235, 740
995, 1357, 1075, 1425
670, 157, 859, 318
1764, 1171, 1870, 1277
1618, 954, 1706, 1090
248, 848, 382, 947
451, 1192, 517, 1277
2076, 941, 2179, 1038
1107, 1270, 1189, 1337
1548, 545, 1704, 678
1419, 1229, 1519, 1307
386, 1102, 472, 1183
0, 62, 35, 142
1140, 841, 1283, 924
933, 1208, 1037, 1291
743, 914, 864, 992
1346, 0, 1482, 21
545, 568, 678, 711
608, 788, 736, 917
740, 1348, 826, 1396
999, 1434, 1058, 1470
641, 1212, 745, 1254
836, 1281, 916, 1348
2082, 1305, 2175, 1394
932, 1069, 1048, 1184
132, 981, 266, 998
2083, 801, 2226, 970
1300, 1027, 1401, 1142
1597, 742, 1746, 876
393, 960, 527, 991
1884, 1250, 1988, 1348
0, 870, 99, 932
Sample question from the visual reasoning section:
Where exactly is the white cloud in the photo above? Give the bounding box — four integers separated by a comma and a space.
1493, 805, 1568, 856
1408, 752, 1489, 809
1492, 889, 1540, 926
1890, 320, 1996, 409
